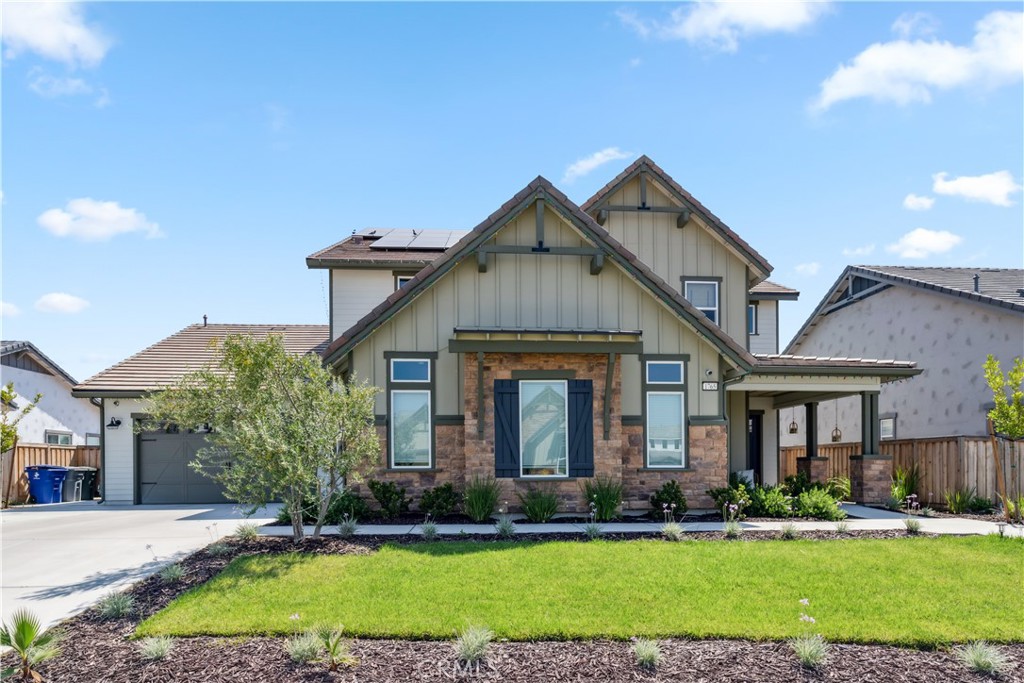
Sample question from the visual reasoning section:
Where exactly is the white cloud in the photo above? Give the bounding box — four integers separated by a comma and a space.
619, 1, 830, 52
795, 262, 821, 276
0, 301, 21, 317
902, 193, 935, 211
562, 147, 633, 183
34, 292, 90, 314
891, 12, 939, 40
37, 198, 164, 242
886, 228, 962, 258
812, 11, 1023, 112
28, 69, 91, 98
2, 2, 110, 68
842, 244, 875, 257
932, 170, 1021, 207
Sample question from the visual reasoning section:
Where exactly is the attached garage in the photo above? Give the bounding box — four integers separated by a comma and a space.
137, 427, 229, 504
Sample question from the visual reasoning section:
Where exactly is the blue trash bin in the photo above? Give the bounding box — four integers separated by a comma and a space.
25, 465, 69, 504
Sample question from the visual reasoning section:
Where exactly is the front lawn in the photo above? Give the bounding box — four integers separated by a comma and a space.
137, 536, 1023, 646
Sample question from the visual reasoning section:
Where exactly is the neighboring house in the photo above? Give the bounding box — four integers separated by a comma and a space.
782, 266, 1024, 447
74, 157, 919, 508
72, 325, 328, 503
1, 341, 100, 446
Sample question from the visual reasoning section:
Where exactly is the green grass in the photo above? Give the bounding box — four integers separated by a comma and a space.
137, 536, 1024, 646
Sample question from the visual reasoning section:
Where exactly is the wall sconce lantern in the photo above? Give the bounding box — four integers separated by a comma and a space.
106, 417, 122, 430
788, 408, 798, 434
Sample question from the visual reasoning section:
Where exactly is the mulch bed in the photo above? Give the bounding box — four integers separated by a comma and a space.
8, 535, 1020, 682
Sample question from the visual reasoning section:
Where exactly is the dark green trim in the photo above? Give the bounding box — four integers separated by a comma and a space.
640, 467, 694, 472
622, 415, 643, 426
681, 275, 723, 327
457, 326, 642, 336
449, 340, 643, 354
749, 292, 799, 301
689, 416, 727, 426
374, 415, 386, 426
477, 245, 602, 257
435, 415, 465, 426
476, 352, 485, 439
805, 402, 818, 457
511, 369, 577, 380
640, 355, 689, 469
535, 198, 545, 247
604, 353, 616, 440
600, 205, 689, 214
99, 401, 106, 502
385, 353, 436, 470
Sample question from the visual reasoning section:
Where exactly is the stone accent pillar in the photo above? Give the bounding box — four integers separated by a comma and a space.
796, 456, 830, 484
850, 454, 892, 504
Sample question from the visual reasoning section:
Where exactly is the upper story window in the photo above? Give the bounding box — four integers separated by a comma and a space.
683, 280, 719, 324
646, 361, 685, 384
390, 359, 430, 382
395, 275, 415, 290
747, 304, 758, 335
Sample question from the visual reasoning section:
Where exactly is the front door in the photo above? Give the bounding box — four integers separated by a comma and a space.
747, 412, 763, 484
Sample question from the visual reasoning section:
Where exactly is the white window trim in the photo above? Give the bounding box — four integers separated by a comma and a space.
389, 358, 431, 383
748, 303, 758, 335
44, 430, 73, 446
685, 280, 719, 324
85, 433, 101, 446
389, 389, 432, 469
395, 275, 415, 290
519, 379, 569, 479
880, 415, 897, 441
645, 391, 687, 468
646, 361, 685, 385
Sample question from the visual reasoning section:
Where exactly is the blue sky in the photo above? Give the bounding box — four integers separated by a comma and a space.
2, 2, 1022, 382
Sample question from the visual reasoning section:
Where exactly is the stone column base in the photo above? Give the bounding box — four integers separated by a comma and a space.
850, 454, 893, 505
796, 456, 830, 484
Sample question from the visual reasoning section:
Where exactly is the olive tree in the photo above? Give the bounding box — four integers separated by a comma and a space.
1, 383, 42, 454
145, 334, 379, 541
983, 354, 1024, 522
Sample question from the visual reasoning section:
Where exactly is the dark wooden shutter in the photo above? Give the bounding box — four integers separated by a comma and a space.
567, 379, 594, 477
494, 379, 520, 478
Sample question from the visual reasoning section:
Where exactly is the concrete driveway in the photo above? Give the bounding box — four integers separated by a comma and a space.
1, 502, 279, 629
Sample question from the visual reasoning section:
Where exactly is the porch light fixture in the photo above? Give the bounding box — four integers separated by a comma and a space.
106, 417, 122, 430
830, 400, 842, 443
788, 408, 798, 435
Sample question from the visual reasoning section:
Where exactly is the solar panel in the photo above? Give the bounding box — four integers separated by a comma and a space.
368, 229, 417, 249
445, 230, 470, 247
406, 231, 451, 250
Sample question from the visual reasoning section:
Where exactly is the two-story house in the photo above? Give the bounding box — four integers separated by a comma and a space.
74, 156, 918, 508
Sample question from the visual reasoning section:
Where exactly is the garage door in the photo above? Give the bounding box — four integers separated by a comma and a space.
138, 428, 230, 504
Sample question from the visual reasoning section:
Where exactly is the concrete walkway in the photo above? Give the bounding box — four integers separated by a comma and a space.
1, 502, 279, 629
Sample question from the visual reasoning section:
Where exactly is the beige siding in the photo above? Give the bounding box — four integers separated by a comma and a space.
600, 177, 752, 343
331, 269, 395, 339
727, 392, 747, 474
351, 204, 727, 417
749, 299, 778, 354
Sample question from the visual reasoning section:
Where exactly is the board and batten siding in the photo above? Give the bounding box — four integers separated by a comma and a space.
598, 177, 752, 345
331, 269, 396, 339
748, 300, 778, 355
349, 204, 728, 418
101, 397, 149, 502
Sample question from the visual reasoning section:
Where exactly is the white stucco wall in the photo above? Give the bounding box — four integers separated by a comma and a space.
100, 397, 148, 502
782, 286, 1024, 445
0, 366, 99, 445
332, 269, 397, 339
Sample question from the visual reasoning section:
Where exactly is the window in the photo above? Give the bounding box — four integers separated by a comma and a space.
387, 354, 435, 469
395, 275, 415, 290
85, 433, 100, 446
44, 431, 72, 446
519, 380, 568, 478
643, 359, 687, 468
684, 280, 719, 324
880, 415, 896, 441
747, 303, 758, 335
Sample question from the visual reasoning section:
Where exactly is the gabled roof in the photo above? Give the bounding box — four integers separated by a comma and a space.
786, 265, 1024, 352
749, 280, 799, 300
581, 155, 773, 279
1, 340, 79, 387
72, 324, 329, 397
322, 176, 757, 371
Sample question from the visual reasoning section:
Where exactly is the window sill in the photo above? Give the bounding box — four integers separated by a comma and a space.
641, 466, 693, 472
386, 467, 437, 473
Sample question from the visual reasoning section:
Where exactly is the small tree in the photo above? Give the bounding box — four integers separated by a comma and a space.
983, 355, 1024, 522
145, 335, 380, 542
1, 383, 42, 453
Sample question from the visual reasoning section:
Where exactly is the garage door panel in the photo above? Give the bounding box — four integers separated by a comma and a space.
139, 430, 230, 504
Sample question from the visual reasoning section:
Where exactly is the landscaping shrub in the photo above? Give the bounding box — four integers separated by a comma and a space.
969, 494, 994, 514
904, 517, 922, 534
706, 483, 751, 519
0, 608, 63, 682
580, 476, 623, 521
367, 480, 411, 521
517, 486, 559, 523
783, 471, 813, 497
945, 486, 972, 514
790, 633, 829, 669
494, 515, 516, 539
455, 625, 493, 664
337, 514, 359, 539
834, 520, 850, 534
234, 521, 260, 540
139, 636, 174, 661
206, 542, 232, 556
956, 641, 1009, 676
794, 488, 846, 521
632, 638, 663, 669
724, 520, 742, 539
747, 484, 791, 518
891, 463, 920, 504
419, 483, 461, 519
159, 564, 185, 583
825, 476, 851, 501
660, 522, 684, 541
285, 632, 323, 663
421, 520, 439, 542
649, 480, 688, 518
312, 623, 356, 671
463, 476, 501, 522
96, 593, 135, 620
779, 523, 800, 540
583, 522, 603, 540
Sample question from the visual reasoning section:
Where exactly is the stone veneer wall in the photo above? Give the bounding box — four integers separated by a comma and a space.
850, 455, 892, 505
353, 351, 730, 513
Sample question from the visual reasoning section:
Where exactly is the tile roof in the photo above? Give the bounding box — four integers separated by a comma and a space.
306, 228, 470, 268
322, 176, 758, 371
754, 353, 917, 370
749, 280, 799, 299
853, 266, 1024, 311
1, 340, 79, 386
72, 324, 329, 396
580, 155, 773, 278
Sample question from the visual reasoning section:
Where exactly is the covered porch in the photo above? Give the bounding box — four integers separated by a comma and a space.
725, 355, 920, 503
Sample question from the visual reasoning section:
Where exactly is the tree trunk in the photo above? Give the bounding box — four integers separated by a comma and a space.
988, 419, 1009, 522
288, 492, 305, 543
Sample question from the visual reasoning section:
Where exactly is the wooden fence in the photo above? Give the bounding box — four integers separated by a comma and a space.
781, 436, 1024, 506
1, 443, 101, 504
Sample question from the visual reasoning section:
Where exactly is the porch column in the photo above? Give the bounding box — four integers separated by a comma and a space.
851, 391, 891, 504
796, 401, 828, 483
